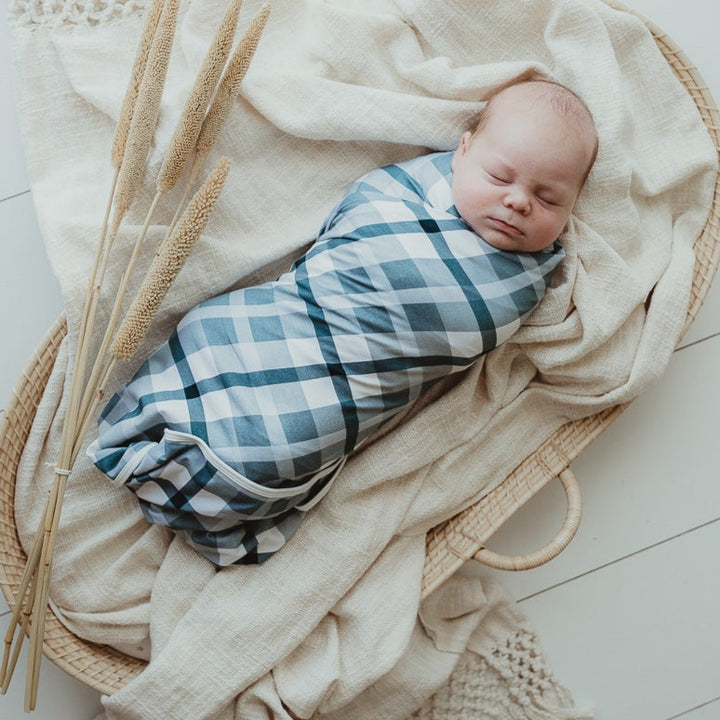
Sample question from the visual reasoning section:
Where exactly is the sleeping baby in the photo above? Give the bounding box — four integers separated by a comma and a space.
87, 79, 598, 566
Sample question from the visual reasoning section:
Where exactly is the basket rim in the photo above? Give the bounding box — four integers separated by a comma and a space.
2, 0, 720, 695
0, 316, 147, 693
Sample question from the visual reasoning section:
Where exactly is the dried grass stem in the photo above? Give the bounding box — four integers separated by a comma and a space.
76, 190, 164, 433
112, 0, 166, 170
114, 0, 178, 220
196, 2, 271, 158
168, 2, 270, 235
156, 0, 242, 193
1, 1, 267, 706
113, 157, 230, 360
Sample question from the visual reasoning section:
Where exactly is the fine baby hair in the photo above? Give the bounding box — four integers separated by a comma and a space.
471, 77, 599, 182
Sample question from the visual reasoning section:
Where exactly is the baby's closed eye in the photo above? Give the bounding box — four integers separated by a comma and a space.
537, 194, 558, 206
485, 169, 510, 184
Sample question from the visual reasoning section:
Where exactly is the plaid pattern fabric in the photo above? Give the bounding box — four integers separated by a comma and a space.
87, 151, 564, 566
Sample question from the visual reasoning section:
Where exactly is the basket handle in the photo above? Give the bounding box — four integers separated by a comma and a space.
473, 468, 582, 571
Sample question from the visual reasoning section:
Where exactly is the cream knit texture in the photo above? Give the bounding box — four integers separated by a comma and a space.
8, 0, 716, 718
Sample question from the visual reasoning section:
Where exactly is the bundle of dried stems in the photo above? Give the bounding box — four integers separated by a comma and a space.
0, 0, 271, 710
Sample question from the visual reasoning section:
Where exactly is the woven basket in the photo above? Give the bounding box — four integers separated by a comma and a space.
1, 1, 719, 698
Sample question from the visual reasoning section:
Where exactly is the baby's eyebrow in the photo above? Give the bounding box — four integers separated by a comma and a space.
484, 159, 515, 178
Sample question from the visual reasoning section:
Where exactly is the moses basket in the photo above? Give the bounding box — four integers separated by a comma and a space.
1, 1, 719, 697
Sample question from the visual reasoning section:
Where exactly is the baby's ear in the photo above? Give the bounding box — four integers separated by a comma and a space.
459, 131, 473, 153
451, 131, 473, 171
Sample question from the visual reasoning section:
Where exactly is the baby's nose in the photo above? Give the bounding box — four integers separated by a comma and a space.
503, 187, 531, 214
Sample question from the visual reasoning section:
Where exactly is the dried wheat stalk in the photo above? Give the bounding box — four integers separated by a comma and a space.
196, 2, 271, 158
113, 0, 178, 223
76, 0, 242, 432
73, 0, 178, 442
156, 0, 242, 193
169, 2, 271, 234
76, 0, 168, 407
112, 0, 167, 172
113, 157, 230, 359
81, 0, 259, 417
0, 0, 269, 709
18, 6, 181, 704
72, 157, 231, 462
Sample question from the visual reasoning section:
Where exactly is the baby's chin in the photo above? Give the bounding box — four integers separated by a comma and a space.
468, 217, 556, 253
470, 221, 523, 252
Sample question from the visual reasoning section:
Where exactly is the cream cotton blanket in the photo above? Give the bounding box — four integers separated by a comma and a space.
8, 0, 716, 718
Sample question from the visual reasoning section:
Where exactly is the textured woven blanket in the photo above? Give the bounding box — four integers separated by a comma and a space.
8, 0, 716, 718
88, 151, 563, 566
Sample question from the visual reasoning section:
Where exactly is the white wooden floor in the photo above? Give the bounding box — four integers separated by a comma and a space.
1, 1, 719, 718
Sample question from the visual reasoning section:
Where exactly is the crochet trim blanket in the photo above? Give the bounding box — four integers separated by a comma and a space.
9, 0, 715, 718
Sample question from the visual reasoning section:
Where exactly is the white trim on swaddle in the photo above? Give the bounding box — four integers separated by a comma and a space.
113, 429, 346, 501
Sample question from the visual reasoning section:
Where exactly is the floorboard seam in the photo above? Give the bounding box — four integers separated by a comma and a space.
517, 516, 720, 603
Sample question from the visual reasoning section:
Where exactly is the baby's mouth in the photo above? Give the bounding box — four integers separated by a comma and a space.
488, 217, 523, 237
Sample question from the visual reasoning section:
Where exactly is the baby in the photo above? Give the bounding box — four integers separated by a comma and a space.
452, 79, 597, 252
88, 79, 597, 567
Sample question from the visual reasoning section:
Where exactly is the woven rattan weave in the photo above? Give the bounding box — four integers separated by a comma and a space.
1, 1, 719, 696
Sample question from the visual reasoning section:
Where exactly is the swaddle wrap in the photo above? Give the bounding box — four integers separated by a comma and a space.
87, 151, 563, 565
10, 0, 717, 716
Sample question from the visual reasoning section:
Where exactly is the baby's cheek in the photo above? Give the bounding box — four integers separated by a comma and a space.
453, 186, 473, 220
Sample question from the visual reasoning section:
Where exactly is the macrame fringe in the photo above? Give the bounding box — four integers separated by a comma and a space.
411, 630, 594, 720
9, 0, 149, 29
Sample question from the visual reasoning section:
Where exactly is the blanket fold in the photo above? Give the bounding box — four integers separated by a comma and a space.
8, 0, 716, 718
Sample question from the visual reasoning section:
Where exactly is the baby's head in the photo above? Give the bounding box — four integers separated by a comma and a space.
451, 79, 598, 252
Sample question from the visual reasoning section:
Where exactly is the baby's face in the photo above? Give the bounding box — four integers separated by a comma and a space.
451, 88, 594, 252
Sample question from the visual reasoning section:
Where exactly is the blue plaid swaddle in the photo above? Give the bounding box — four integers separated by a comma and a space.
87, 151, 564, 566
